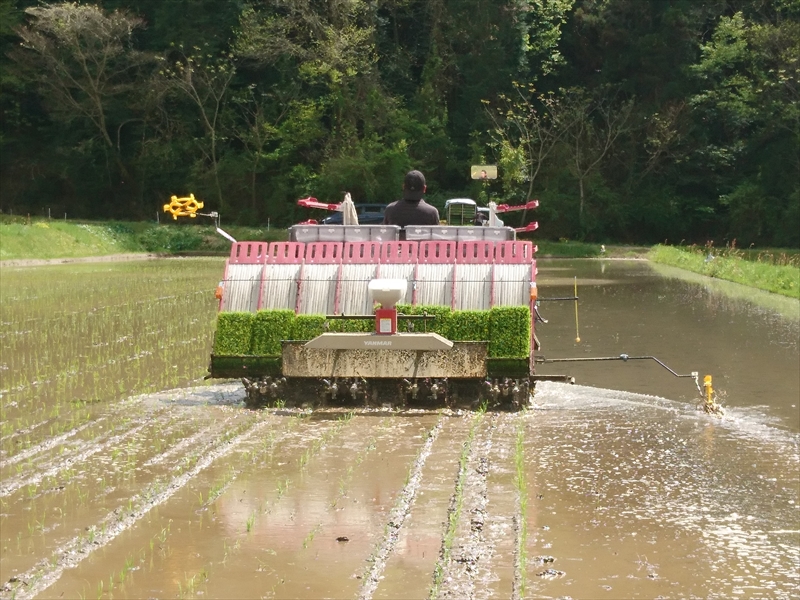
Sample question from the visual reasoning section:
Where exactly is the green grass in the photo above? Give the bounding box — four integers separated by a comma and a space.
535, 240, 601, 258
649, 244, 800, 299
534, 240, 650, 258
0, 220, 141, 259
0, 215, 288, 260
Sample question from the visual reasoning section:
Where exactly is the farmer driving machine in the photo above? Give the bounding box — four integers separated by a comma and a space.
200, 196, 547, 409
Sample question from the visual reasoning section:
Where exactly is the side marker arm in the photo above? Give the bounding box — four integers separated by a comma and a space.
537, 354, 703, 395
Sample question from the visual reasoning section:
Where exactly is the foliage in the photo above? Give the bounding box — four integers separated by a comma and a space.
138, 226, 204, 253
327, 318, 373, 333
396, 304, 452, 335
289, 314, 326, 341
535, 239, 600, 257
213, 312, 254, 355
447, 310, 489, 342
212, 306, 531, 358
1, 1, 797, 248
10, 3, 152, 188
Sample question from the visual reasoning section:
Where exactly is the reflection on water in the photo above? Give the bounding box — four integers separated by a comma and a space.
535, 259, 800, 431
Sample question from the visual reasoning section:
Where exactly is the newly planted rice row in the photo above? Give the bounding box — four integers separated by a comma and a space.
429, 407, 486, 598
0, 259, 222, 437
513, 413, 530, 600
1, 405, 250, 580
7, 411, 271, 599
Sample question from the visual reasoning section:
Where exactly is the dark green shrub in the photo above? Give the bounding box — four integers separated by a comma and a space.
290, 314, 326, 340
213, 312, 255, 355
488, 306, 530, 358
138, 225, 203, 253
251, 309, 295, 355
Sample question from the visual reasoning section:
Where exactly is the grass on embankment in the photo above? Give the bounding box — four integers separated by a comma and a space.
0, 216, 287, 260
649, 244, 800, 299
533, 240, 648, 258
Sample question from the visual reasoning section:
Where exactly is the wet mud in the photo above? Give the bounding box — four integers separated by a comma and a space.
6, 385, 795, 599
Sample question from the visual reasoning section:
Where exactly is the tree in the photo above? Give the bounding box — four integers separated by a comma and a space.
485, 82, 576, 201
559, 86, 634, 226
12, 2, 151, 182
230, 83, 297, 213
235, 1, 411, 206
158, 47, 236, 208
689, 8, 800, 244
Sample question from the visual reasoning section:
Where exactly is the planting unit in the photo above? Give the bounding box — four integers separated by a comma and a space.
209, 203, 543, 408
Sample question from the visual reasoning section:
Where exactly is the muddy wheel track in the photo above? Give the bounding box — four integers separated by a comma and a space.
358, 415, 445, 600
434, 413, 495, 600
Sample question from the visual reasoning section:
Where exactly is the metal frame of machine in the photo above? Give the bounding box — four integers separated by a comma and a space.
207, 198, 544, 409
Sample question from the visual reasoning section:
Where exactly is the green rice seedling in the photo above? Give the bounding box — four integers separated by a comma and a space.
429, 410, 483, 599
276, 478, 289, 498
1, 260, 223, 433
246, 512, 256, 533
302, 523, 322, 549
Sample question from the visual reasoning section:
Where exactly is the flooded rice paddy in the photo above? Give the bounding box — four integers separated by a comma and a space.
1, 257, 798, 598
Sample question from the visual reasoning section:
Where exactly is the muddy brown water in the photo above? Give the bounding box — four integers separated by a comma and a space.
1, 258, 798, 598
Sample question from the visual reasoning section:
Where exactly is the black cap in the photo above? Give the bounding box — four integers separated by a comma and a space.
403, 170, 426, 200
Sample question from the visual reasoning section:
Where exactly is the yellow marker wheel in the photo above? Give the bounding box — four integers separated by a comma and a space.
163, 194, 204, 220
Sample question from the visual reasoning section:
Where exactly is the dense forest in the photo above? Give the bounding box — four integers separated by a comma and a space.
0, 0, 797, 245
